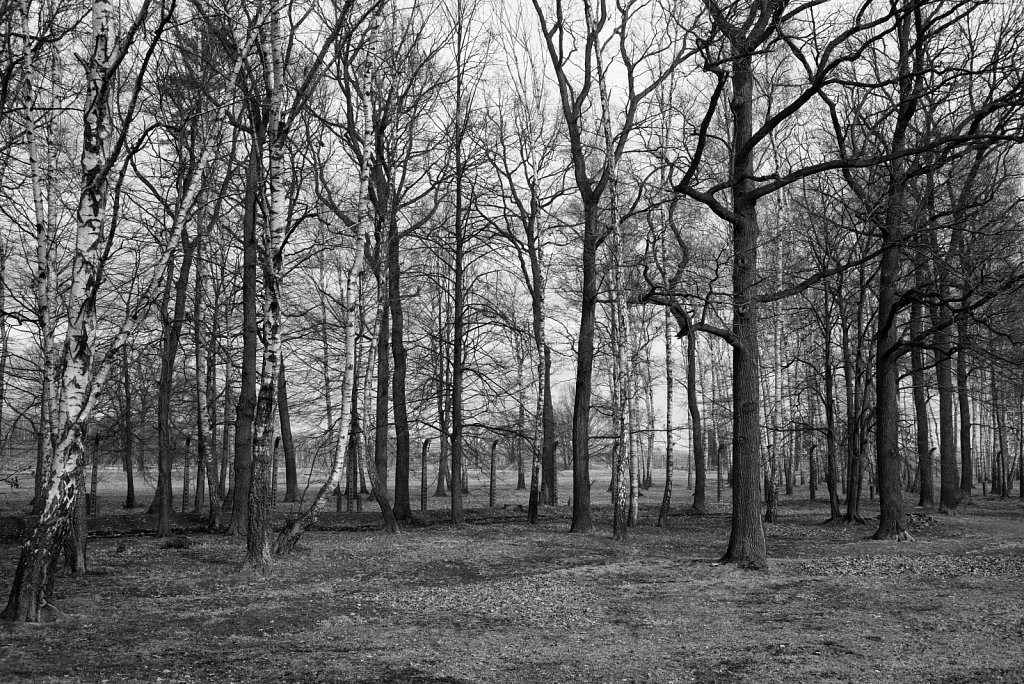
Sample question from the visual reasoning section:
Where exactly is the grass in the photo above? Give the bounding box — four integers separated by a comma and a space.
0, 473, 1022, 683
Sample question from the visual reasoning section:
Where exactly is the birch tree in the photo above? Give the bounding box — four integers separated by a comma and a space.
274, 1, 391, 553
1, 0, 181, 622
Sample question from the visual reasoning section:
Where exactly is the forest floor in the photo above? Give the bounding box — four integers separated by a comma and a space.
0, 483, 1022, 683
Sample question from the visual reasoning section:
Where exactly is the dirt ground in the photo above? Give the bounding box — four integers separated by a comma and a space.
0, 479, 1022, 683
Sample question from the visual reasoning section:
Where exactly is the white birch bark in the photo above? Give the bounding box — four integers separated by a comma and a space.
582, 0, 628, 539
275, 11, 382, 552
19, 0, 58, 509
2, 3, 252, 621
658, 307, 674, 526
244, 0, 287, 573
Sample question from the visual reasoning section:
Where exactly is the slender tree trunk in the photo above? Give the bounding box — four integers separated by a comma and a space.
489, 439, 498, 507
220, 363, 233, 502
278, 356, 299, 502
155, 232, 196, 535
242, 3, 287, 573
956, 317, 973, 504
121, 347, 135, 509
420, 438, 429, 512
542, 348, 556, 505
658, 310, 674, 527
570, 204, 598, 534
822, 322, 841, 521
517, 349, 527, 492
229, 147, 262, 535
275, 30, 392, 549
195, 246, 223, 531
934, 320, 958, 514
528, 343, 543, 522
373, 288, 390, 492
182, 436, 190, 515
434, 327, 450, 497
21, 0, 57, 518
390, 218, 412, 520
993, 371, 1009, 499
450, 197, 466, 526
910, 301, 934, 508
687, 326, 706, 515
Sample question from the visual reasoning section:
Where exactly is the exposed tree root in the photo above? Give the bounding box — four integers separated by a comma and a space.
871, 529, 916, 542
718, 552, 769, 572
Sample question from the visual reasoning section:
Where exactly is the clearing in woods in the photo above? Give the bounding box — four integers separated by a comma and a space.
0, 481, 1022, 683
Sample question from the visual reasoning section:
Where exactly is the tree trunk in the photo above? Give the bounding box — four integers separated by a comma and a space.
278, 356, 299, 503
719, 51, 767, 569
542, 347, 557, 506
275, 34, 389, 549
657, 309, 674, 527
220, 363, 233, 502
122, 346, 135, 509
194, 245, 223, 531
389, 218, 411, 520
373, 288, 390, 492
528, 344, 542, 523
182, 436, 190, 515
229, 147, 262, 536
2, 0, 183, 619
956, 317, 973, 504
450, 203, 466, 525
21, 0, 57, 518
687, 325, 706, 515
242, 4, 287, 573
570, 203, 598, 534
420, 438, 429, 512
822, 324, 841, 522
489, 439, 498, 507
933, 314, 958, 515
910, 300, 934, 508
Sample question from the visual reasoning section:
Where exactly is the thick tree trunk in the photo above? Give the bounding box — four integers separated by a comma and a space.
874, 237, 910, 540
872, 6, 920, 543
719, 52, 767, 569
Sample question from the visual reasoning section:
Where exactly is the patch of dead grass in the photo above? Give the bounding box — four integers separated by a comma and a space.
0, 492, 1021, 682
